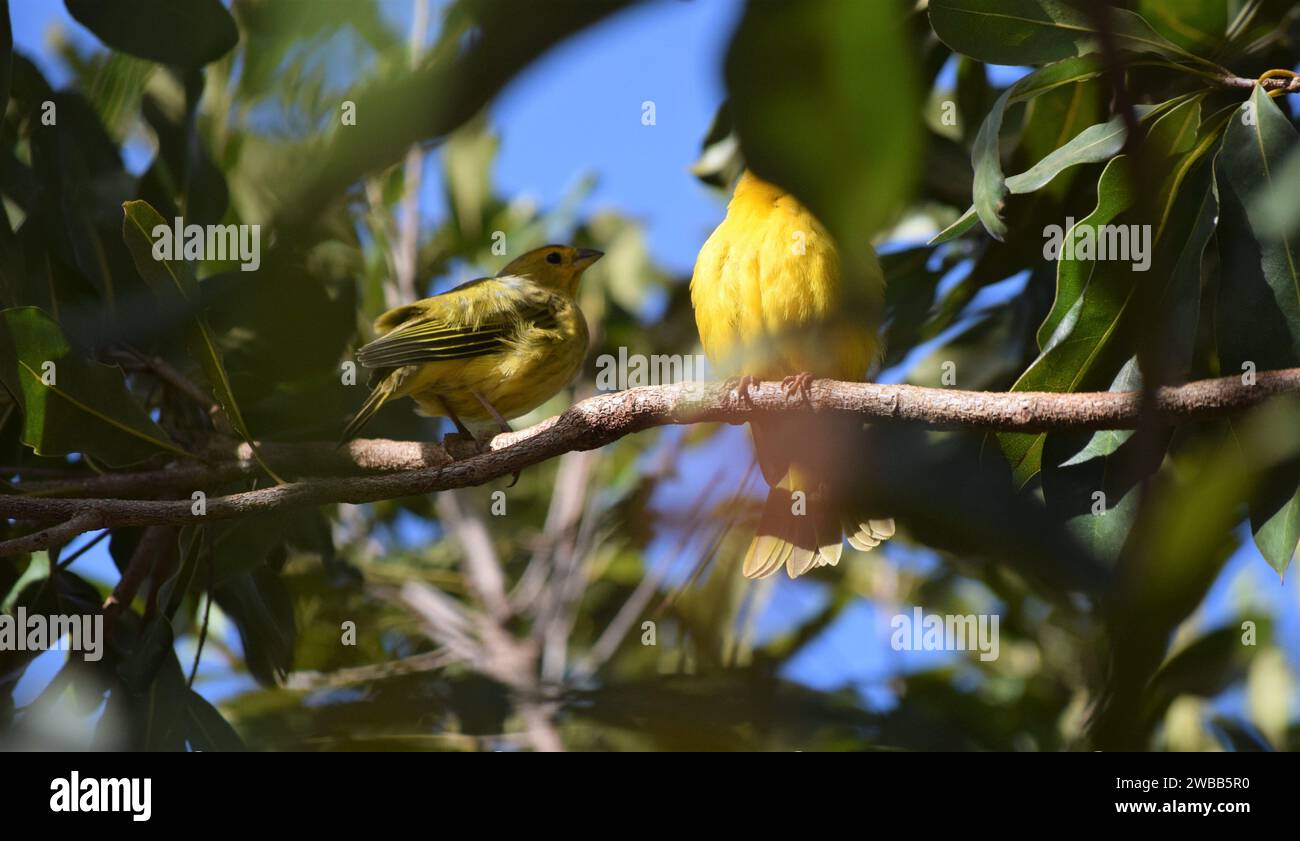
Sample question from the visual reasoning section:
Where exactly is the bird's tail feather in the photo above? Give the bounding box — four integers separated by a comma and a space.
743, 418, 894, 579
742, 468, 884, 579
338, 370, 398, 446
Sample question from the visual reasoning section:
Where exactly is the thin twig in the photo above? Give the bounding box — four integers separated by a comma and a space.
1219, 74, 1300, 93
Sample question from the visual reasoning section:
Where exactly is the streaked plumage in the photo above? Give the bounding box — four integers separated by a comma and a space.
691, 170, 894, 579
340, 245, 601, 444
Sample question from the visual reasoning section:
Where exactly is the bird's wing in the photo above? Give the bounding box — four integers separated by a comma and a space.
357, 278, 557, 368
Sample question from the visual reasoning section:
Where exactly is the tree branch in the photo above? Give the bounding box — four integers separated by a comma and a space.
1219, 74, 1300, 93
1, 369, 1297, 556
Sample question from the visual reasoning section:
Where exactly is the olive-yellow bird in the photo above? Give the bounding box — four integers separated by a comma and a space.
691, 171, 894, 579
341, 244, 602, 444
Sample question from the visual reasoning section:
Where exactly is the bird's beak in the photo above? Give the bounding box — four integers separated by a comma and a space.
574, 248, 604, 267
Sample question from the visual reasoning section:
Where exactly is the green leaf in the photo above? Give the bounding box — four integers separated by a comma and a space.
1005, 114, 1127, 195
1253, 144, 1300, 240
1060, 357, 1141, 466
213, 566, 295, 687
1000, 99, 1217, 485
1246, 464, 1299, 579
1207, 716, 1274, 752
968, 55, 1108, 240
185, 689, 245, 751
1216, 86, 1300, 365
971, 85, 1016, 241
928, 0, 1213, 69
928, 205, 979, 244
726, 0, 921, 270
0, 306, 186, 465
0, 0, 11, 119
64, 0, 238, 68
1092, 402, 1300, 748
120, 200, 282, 482
1134, 0, 1227, 56
1042, 362, 1151, 569
881, 246, 943, 367
97, 649, 190, 751
1155, 158, 1218, 378
1216, 87, 1300, 576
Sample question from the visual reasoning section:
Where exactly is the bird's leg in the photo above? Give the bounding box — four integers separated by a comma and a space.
781, 372, 815, 404
438, 398, 485, 455
724, 374, 758, 407
471, 390, 521, 487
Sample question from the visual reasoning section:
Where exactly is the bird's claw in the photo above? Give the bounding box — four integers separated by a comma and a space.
726, 374, 758, 407
781, 372, 815, 404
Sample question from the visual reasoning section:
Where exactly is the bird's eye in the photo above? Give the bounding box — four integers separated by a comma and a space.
546, 252, 562, 265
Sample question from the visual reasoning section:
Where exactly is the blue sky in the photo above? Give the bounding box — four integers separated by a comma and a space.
9, 1, 1299, 740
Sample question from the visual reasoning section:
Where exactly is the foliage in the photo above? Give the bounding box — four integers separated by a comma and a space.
0, 0, 1298, 752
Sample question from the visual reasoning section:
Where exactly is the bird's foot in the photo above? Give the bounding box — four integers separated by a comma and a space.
781, 372, 815, 404
443, 431, 521, 485
725, 374, 758, 407
442, 431, 487, 460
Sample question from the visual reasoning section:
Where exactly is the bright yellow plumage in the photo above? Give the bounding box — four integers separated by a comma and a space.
340, 245, 602, 444
691, 171, 894, 579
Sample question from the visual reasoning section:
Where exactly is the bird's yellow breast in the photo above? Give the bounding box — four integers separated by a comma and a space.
690, 172, 884, 381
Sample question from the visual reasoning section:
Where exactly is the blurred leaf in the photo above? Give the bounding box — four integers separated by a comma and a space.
1093, 399, 1300, 748
138, 70, 229, 229
1146, 627, 1250, 720
954, 56, 989, 146
97, 648, 191, 750
0, 0, 10, 118
185, 690, 245, 751
726, 0, 920, 269
65, 0, 238, 68
690, 102, 743, 190
1207, 715, 1274, 751
928, 0, 1206, 68
443, 119, 498, 240
120, 200, 280, 480
1253, 144, 1300, 240
1135, 0, 1227, 55
275, 0, 633, 230
0, 306, 185, 464
881, 246, 942, 367
214, 565, 295, 686
232, 0, 398, 100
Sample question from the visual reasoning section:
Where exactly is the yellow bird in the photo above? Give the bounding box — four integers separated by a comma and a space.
691, 170, 894, 579
340, 244, 602, 445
